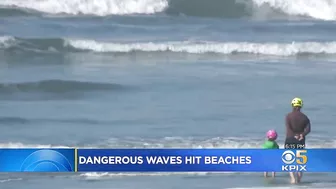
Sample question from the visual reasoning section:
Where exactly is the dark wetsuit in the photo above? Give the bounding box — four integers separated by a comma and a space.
285, 110, 311, 149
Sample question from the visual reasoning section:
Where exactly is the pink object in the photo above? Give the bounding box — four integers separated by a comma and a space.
266, 129, 278, 140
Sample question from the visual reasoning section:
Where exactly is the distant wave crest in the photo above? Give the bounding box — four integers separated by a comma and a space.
1, 0, 336, 20
2, 36, 336, 57
66, 39, 336, 56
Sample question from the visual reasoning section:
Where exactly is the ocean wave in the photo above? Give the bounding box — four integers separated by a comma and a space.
79, 172, 250, 179
1, 136, 335, 149
0, 178, 23, 183
0, 117, 29, 124
0, 0, 168, 16
0, 79, 122, 94
1, 0, 336, 20
168, 0, 336, 20
0, 36, 71, 53
0, 142, 71, 148
2, 36, 336, 57
0, 7, 40, 17
66, 39, 336, 56
0, 117, 109, 125
79, 172, 332, 180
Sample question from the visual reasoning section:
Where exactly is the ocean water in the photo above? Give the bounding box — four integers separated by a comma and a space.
1, 0, 336, 188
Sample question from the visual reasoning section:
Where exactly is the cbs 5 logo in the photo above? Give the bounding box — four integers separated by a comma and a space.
282, 150, 307, 164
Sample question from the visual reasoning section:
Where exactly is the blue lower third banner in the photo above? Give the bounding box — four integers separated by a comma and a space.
0, 149, 336, 172
77, 149, 336, 172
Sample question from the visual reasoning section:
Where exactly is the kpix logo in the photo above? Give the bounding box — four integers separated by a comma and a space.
281, 150, 307, 171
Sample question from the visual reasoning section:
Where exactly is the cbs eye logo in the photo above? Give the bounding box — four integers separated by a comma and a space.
282, 150, 307, 164
20, 149, 73, 172
281, 150, 307, 171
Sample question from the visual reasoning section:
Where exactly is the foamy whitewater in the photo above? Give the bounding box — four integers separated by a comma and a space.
1, 0, 336, 189
1, 0, 336, 20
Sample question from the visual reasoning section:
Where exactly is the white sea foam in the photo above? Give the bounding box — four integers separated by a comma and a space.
0, 0, 168, 16
0, 137, 335, 149
4, 36, 336, 56
65, 39, 336, 56
0, 142, 71, 148
1, 0, 336, 20
252, 0, 336, 20
79, 171, 254, 180
0, 178, 23, 183
0, 36, 15, 48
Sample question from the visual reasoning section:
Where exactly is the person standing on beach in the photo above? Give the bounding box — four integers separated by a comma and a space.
285, 97, 311, 184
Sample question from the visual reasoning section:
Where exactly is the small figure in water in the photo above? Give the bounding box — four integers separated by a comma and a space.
262, 129, 279, 178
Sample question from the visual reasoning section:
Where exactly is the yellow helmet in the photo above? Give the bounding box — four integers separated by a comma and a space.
291, 97, 303, 107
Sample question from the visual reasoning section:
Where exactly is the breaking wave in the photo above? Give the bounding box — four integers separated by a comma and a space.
2, 36, 336, 57
65, 39, 336, 56
1, 0, 336, 20
0, 0, 168, 16
1, 136, 335, 149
